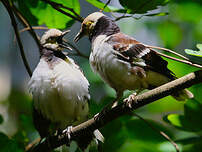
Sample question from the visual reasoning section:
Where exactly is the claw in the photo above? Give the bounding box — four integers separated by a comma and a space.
94, 113, 99, 121
112, 101, 118, 108
63, 126, 73, 146
124, 92, 137, 108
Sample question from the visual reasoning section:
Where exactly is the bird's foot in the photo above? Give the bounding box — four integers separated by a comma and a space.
94, 113, 99, 120
112, 101, 118, 108
55, 128, 63, 136
63, 126, 73, 146
124, 92, 137, 108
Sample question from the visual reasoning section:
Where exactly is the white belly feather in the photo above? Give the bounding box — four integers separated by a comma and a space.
90, 35, 143, 92
29, 57, 89, 129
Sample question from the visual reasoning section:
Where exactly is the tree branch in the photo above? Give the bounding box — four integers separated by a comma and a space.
19, 26, 49, 33
2, 0, 32, 77
146, 45, 190, 61
133, 113, 180, 152
155, 51, 202, 69
30, 70, 202, 152
113, 14, 145, 21
11, 4, 42, 51
102, 0, 111, 11
41, 0, 83, 22
114, 14, 133, 21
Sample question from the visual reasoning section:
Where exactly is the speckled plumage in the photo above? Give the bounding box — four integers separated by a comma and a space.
29, 29, 91, 137
75, 12, 193, 101
29, 29, 104, 150
29, 50, 90, 136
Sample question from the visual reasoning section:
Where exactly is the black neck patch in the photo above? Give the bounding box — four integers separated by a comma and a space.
90, 16, 120, 42
41, 48, 67, 61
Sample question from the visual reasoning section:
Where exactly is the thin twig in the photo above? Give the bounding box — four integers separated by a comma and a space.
25, 137, 41, 151
2, 0, 32, 77
146, 45, 190, 61
114, 14, 144, 21
113, 11, 168, 22
114, 15, 132, 21
41, 0, 83, 22
19, 26, 49, 33
11, 4, 41, 51
30, 70, 202, 152
155, 51, 202, 68
133, 113, 180, 152
44, 0, 82, 21
13, 27, 48, 44
102, 0, 111, 11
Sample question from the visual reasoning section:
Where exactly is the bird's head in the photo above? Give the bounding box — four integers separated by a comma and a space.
41, 29, 71, 51
74, 12, 105, 42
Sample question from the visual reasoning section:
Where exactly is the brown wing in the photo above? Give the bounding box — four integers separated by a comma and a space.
107, 33, 176, 80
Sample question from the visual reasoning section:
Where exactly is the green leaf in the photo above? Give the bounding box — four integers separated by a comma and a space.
173, 2, 202, 24
0, 133, 23, 152
17, 0, 38, 25
184, 99, 202, 129
175, 136, 202, 145
85, 0, 120, 12
190, 84, 202, 104
164, 99, 202, 132
119, 0, 170, 14
166, 114, 184, 128
183, 142, 202, 152
17, 0, 80, 29
158, 21, 183, 48
117, 140, 162, 152
102, 116, 128, 152
145, 12, 169, 17
101, 116, 176, 152
185, 44, 202, 57
125, 117, 173, 143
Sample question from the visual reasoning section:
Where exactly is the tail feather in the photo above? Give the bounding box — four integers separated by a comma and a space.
172, 89, 194, 101
93, 129, 104, 143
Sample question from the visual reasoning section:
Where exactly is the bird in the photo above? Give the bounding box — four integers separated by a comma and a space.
28, 29, 104, 150
74, 12, 193, 106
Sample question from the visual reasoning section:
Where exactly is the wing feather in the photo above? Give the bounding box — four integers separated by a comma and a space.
107, 33, 176, 80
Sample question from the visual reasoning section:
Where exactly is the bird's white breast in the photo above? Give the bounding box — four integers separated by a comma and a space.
90, 35, 143, 92
29, 57, 89, 128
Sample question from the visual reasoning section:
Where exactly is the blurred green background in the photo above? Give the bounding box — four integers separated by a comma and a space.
0, 0, 201, 151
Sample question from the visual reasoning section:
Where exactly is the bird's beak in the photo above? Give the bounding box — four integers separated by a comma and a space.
61, 39, 72, 51
58, 30, 72, 51
59, 43, 72, 51
74, 28, 85, 42
61, 30, 70, 37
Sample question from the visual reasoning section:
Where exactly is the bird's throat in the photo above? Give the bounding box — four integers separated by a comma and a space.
41, 48, 68, 62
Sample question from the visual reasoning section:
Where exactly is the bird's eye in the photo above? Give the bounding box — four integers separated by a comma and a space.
82, 24, 87, 29
86, 21, 93, 26
48, 37, 57, 43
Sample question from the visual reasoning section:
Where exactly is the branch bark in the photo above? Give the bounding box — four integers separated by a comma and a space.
11, 4, 42, 52
2, 0, 32, 77
30, 70, 202, 152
